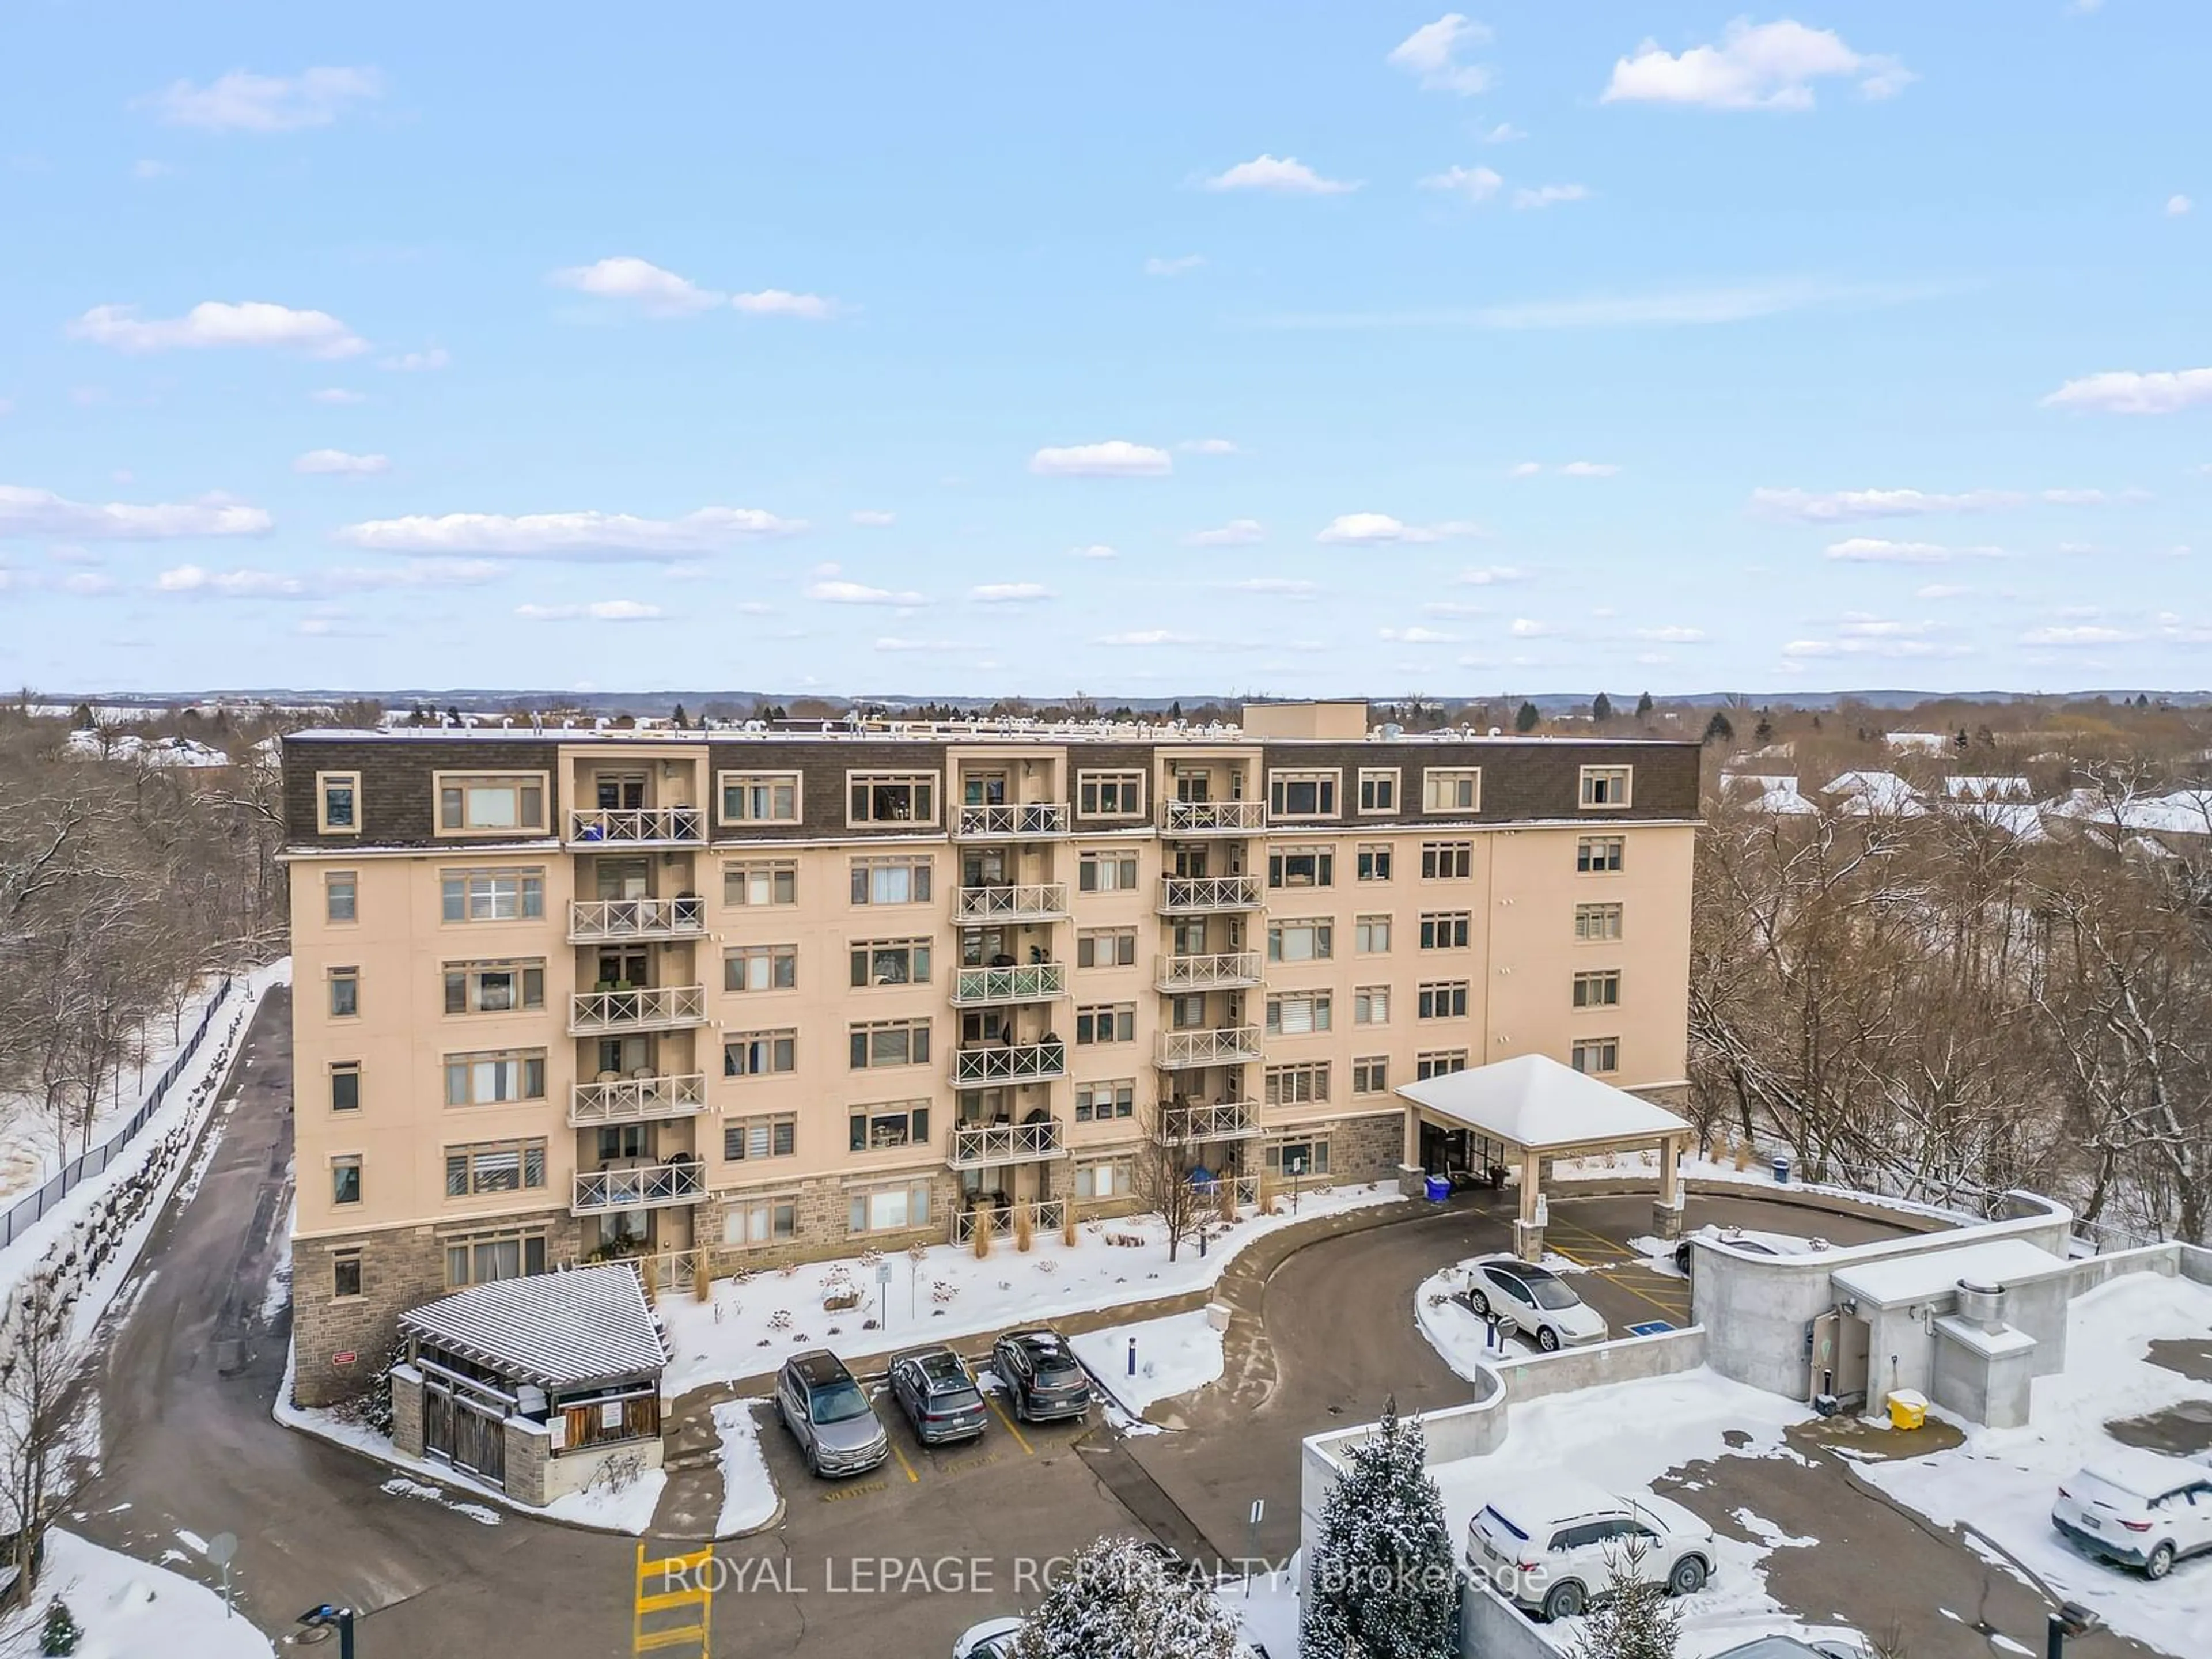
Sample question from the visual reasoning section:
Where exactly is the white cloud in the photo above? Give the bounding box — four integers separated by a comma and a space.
293, 448, 389, 476
1420, 165, 1502, 204
1480, 122, 1525, 143
873, 637, 970, 653
2041, 368, 2212, 415
59, 571, 118, 595
310, 388, 365, 405
1145, 254, 1206, 276
143, 67, 382, 132
1751, 486, 2022, 522
1512, 183, 1590, 210
806, 578, 926, 605
1634, 624, 1706, 643
1028, 440, 1172, 478
2019, 624, 2138, 646
1097, 629, 1203, 647
1559, 460, 1620, 477
1316, 513, 1480, 544
0, 484, 271, 542
1179, 438, 1241, 455
325, 559, 503, 590
1601, 21, 1911, 111
1257, 278, 1963, 332
1508, 618, 1552, 637
1781, 636, 1969, 660
731, 290, 839, 320
1388, 14, 1493, 95
1836, 615, 1935, 638
2167, 194, 2192, 217
550, 256, 721, 317
1915, 584, 1971, 600
1226, 578, 1318, 597
1509, 461, 1543, 478
156, 563, 308, 597
1069, 543, 1118, 559
516, 599, 665, 622
1423, 600, 1488, 617
1203, 155, 1359, 195
969, 582, 1052, 603
68, 301, 366, 358
378, 346, 449, 372
1823, 537, 2006, 563
1379, 626, 1456, 643
850, 510, 896, 527
1185, 520, 1265, 547
335, 506, 805, 558
1453, 564, 1524, 585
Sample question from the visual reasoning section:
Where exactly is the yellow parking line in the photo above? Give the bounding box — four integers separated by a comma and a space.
889, 1440, 920, 1484
987, 1395, 1034, 1456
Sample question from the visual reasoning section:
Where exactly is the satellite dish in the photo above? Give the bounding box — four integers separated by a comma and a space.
207, 1531, 238, 1567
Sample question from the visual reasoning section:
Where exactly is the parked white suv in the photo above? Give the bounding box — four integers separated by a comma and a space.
2052, 1449, 2212, 1578
1465, 1481, 1718, 1621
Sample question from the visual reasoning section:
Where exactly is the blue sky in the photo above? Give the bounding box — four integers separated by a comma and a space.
2, 4, 2207, 699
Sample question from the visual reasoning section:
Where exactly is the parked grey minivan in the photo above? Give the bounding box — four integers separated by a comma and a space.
775, 1349, 890, 1478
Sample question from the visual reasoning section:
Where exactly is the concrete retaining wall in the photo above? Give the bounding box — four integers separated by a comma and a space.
1459, 1578, 1558, 1659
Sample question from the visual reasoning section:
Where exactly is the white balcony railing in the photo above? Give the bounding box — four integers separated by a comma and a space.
567, 895, 707, 942
1162, 800, 1266, 835
1154, 951, 1263, 993
952, 1040, 1069, 1087
953, 1198, 1067, 1245
955, 804, 1070, 839
948, 1120, 1067, 1169
571, 1161, 707, 1216
569, 1073, 709, 1127
956, 883, 1070, 923
1157, 875, 1264, 914
1154, 1100, 1261, 1145
568, 984, 707, 1034
568, 806, 704, 845
951, 963, 1068, 1006
1156, 1026, 1263, 1069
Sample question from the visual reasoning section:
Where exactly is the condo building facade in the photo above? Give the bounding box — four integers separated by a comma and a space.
281, 700, 1698, 1404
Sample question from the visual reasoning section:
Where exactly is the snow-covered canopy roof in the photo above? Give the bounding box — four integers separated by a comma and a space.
2045, 786, 2212, 838
400, 1264, 667, 1390
1396, 1054, 1691, 1154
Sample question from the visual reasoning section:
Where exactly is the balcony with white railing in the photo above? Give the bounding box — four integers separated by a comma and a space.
956, 883, 1070, 923
955, 803, 1071, 840
1154, 1100, 1261, 1145
951, 963, 1067, 1007
567, 984, 707, 1035
1162, 800, 1267, 836
567, 895, 707, 943
567, 806, 706, 846
1154, 950, 1262, 993
569, 1073, 709, 1127
1156, 1026, 1263, 1069
953, 1197, 1067, 1245
1156, 874, 1264, 915
952, 1040, 1069, 1087
947, 1119, 1067, 1169
571, 1160, 707, 1216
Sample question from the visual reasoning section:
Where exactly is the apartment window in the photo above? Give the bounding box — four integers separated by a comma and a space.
1078, 927, 1138, 968
725, 859, 798, 907
719, 771, 800, 825
1577, 836, 1625, 874
1354, 986, 1391, 1026
1264, 1063, 1330, 1106
1268, 846, 1334, 889
1075, 1158, 1132, 1201
1418, 981, 1470, 1020
1355, 915, 1392, 954
1268, 770, 1340, 819
1421, 840, 1472, 880
329, 1062, 361, 1112
1265, 1137, 1330, 1176
1356, 844, 1393, 882
324, 872, 357, 924
1416, 1050, 1469, 1080
725, 1195, 798, 1248
1267, 918, 1333, 963
444, 1229, 547, 1289
724, 1113, 797, 1162
849, 1179, 933, 1236
328, 968, 359, 1019
444, 1139, 548, 1198
850, 1018, 931, 1069
332, 1251, 363, 1299
1265, 992, 1332, 1036
1573, 970, 1622, 1009
437, 772, 547, 835
1358, 769, 1399, 814
1423, 768, 1483, 813
1352, 1056, 1389, 1096
444, 1050, 547, 1106
1078, 851, 1140, 892
331, 1156, 362, 1206
1575, 902, 1625, 942
1420, 911, 1471, 950
1074, 1080, 1135, 1122
1076, 1003, 1136, 1044
1078, 771, 1145, 817
851, 1101, 931, 1153
725, 1029, 797, 1077
1580, 766, 1633, 809
847, 772, 939, 826
1572, 1037, 1622, 1075
851, 855, 934, 906
851, 938, 931, 988
440, 868, 546, 923
727, 943, 800, 993
443, 959, 545, 1015
316, 772, 359, 835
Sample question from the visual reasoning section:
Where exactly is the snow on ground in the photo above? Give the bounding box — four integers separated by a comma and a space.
256, 1205, 291, 1325
1219, 1555, 1301, 1659
663, 1185, 1401, 1395
1550, 1146, 1973, 1226
0, 1528, 275, 1658
1068, 1309, 1225, 1416
1855, 1271, 2212, 1659
712, 1400, 779, 1535
1414, 1261, 1543, 1378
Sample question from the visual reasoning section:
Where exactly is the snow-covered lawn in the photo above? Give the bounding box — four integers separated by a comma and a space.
1069, 1309, 1226, 1416
711, 1400, 779, 1535
1855, 1272, 2212, 1659
1219, 1555, 1300, 1659
663, 1185, 1402, 1396
1414, 1261, 1541, 1378
0, 1528, 275, 1658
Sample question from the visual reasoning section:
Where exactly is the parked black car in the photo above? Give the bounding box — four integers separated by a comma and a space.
888, 1344, 989, 1445
991, 1328, 1092, 1423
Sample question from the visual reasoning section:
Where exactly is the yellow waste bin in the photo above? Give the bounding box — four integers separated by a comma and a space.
1886, 1389, 1928, 1431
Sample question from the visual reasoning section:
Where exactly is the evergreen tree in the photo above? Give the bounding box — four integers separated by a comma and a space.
40, 1599, 82, 1656
671, 703, 690, 728
1303, 1398, 1457, 1659
1634, 691, 1653, 719
1702, 711, 1734, 744
1753, 717, 1774, 744
1514, 701, 1540, 733
1591, 692, 1614, 723
69, 703, 94, 731
1011, 1536, 1240, 1659
1569, 1538, 1681, 1659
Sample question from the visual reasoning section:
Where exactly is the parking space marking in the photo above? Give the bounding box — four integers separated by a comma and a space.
938, 1449, 1002, 1478
986, 1396, 1035, 1455
889, 1440, 921, 1484
1544, 1224, 1694, 1325
818, 1478, 890, 1504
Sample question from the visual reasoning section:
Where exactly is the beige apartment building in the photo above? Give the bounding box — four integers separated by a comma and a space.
281, 701, 1697, 1404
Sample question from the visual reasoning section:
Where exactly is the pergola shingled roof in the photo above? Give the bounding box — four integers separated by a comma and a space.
1395, 1053, 1690, 1155
399, 1264, 668, 1392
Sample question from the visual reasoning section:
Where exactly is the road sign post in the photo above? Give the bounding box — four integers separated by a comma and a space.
876, 1257, 893, 1329
206, 1532, 237, 1619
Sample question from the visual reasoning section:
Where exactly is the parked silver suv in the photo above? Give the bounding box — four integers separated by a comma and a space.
775, 1349, 889, 1478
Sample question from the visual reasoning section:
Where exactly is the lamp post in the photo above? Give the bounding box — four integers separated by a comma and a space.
297, 1604, 356, 1658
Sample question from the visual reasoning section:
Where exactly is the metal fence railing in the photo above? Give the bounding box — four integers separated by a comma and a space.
0, 975, 237, 1251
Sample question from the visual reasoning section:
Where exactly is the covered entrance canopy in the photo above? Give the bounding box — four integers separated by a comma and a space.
1395, 1054, 1692, 1259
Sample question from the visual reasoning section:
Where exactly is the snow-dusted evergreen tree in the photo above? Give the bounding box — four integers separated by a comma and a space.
1012, 1535, 1241, 1659
1301, 1397, 1456, 1659
1570, 1537, 1681, 1659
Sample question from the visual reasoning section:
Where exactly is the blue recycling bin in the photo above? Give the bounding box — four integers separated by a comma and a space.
1772, 1154, 1792, 1185
1424, 1175, 1451, 1203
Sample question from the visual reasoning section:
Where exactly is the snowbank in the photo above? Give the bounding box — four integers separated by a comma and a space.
1069, 1309, 1226, 1416
1412, 1262, 1540, 1378
0, 1528, 275, 1658
711, 1400, 779, 1535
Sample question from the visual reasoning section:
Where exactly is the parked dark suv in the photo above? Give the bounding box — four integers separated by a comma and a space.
888, 1345, 990, 1445
991, 1328, 1092, 1423
775, 1349, 889, 1478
